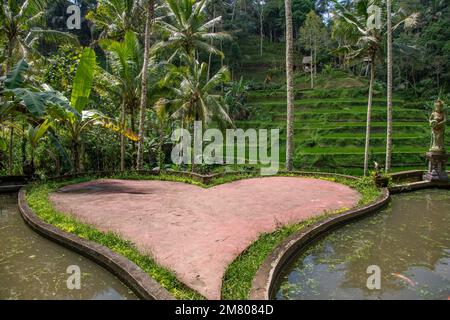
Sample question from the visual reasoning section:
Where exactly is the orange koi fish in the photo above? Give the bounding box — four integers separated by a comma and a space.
391, 273, 417, 287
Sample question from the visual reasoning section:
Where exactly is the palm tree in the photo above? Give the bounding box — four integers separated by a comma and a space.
86, 0, 144, 40
102, 30, 172, 171
168, 57, 232, 127
101, 31, 142, 172
285, 0, 294, 171
137, 0, 155, 170
138, 0, 231, 170
385, 1, 419, 172
334, 0, 382, 176
0, 0, 78, 73
173, 58, 231, 170
335, 0, 419, 175
153, 0, 231, 60
385, 0, 393, 173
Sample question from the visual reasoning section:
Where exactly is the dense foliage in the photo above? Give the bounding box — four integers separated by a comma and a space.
0, 0, 448, 176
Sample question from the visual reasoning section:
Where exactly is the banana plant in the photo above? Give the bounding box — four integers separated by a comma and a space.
47, 47, 139, 173
27, 118, 51, 172
0, 0, 78, 72
1, 59, 73, 174
1, 59, 75, 117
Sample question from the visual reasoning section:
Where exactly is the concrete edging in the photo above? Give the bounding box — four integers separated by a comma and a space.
389, 180, 450, 194
248, 188, 391, 300
17, 188, 174, 301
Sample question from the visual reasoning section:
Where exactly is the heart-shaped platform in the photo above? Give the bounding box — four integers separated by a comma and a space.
50, 177, 360, 299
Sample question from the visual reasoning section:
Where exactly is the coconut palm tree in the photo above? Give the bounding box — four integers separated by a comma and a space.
168, 56, 231, 127
86, 0, 145, 40
101, 30, 174, 171
334, 0, 383, 176
160, 56, 231, 171
385, 1, 419, 172
153, 0, 231, 60
285, 0, 294, 171
335, 0, 419, 175
100, 31, 143, 171
0, 0, 78, 73
138, 0, 231, 170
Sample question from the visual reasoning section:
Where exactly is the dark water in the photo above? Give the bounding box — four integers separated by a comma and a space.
0, 193, 137, 300
274, 189, 450, 300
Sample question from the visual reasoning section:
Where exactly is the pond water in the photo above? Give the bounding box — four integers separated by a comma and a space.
274, 189, 450, 300
0, 193, 137, 300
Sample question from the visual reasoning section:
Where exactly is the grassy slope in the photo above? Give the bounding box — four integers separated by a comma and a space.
232, 37, 439, 175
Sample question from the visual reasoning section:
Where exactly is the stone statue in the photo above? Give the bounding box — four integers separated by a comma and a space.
424, 99, 448, 182
429, 100, 446, 153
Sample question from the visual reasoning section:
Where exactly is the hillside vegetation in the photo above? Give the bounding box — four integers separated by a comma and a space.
233, 38, 442, 175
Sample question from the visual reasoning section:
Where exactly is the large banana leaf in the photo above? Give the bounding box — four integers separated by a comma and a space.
4, 59, 28, 89
71, 48, 96, 112
48, 130, 73, 172
28, 119, 51, 148
41, 84, 80, 117
8, 88, 47, 116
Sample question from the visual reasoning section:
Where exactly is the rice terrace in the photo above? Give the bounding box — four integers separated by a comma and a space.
0, 0, 449, 316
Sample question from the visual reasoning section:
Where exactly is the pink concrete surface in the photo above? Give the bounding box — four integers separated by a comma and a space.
50, 177, 360, 299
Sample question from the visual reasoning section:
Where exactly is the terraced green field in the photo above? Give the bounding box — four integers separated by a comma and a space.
235, 89, 446, 174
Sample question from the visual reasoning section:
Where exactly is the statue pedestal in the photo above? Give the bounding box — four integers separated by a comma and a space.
424, 151, 449, 182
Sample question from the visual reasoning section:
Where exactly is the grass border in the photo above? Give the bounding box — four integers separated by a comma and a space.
25, 172, 380, 300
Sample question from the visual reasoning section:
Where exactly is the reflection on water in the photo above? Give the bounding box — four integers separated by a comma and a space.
0, 193, 137, 300
274, 189, 450, 300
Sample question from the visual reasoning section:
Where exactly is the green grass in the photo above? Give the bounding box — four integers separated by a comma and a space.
247, 97, 402, 106
297, 146, 428, 155
221, 175, 381, 300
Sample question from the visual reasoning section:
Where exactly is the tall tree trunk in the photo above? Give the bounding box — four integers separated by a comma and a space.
314, 37, 317, 76
5, 40, 13, 74
8, 127, 14, 175
136, 0, 155, 170
21, 124, 26, 167
285, 0, 294, 171
385, 0, 393, 173
120, 101, 126, 172
207, 5, 216, 81
131, 104, 136, 159
364, 56, 375, 176
73, 139, 81, 174
30, 147, 35, 174
259, 9, 264, 57
231, 0, 237, 22
310, 35, 314, 89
